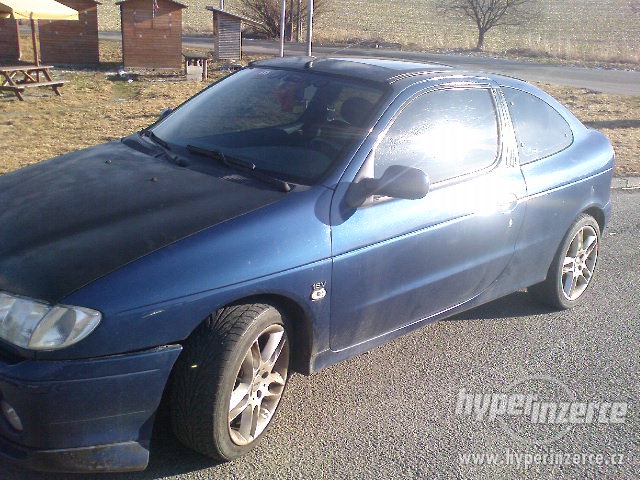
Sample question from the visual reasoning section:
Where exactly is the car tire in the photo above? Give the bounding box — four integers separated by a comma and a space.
170, 303, 290, 461
528, 214, 601, 310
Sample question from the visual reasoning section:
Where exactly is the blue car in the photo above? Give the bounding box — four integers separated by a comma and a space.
0, 57, 613, 472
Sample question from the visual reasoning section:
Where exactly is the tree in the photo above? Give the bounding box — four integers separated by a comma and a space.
438, 0, 537, 51
239, 0, 328, 39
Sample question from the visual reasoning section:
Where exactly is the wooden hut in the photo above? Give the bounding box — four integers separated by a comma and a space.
0, 17, 20, 62
206, 7, 261, 60
39, 0, 100, 65
117, 0, 186, 69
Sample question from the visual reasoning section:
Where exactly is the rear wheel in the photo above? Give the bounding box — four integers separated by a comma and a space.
529, 214, 600, 309
170, 303, 290, 461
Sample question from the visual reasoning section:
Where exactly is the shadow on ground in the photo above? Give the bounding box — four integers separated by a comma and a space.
447, 290, 555, 322
0, 291, 557, 479
584, 119, 640, 129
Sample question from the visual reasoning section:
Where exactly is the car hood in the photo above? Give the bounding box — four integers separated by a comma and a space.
0, 140, 287, 304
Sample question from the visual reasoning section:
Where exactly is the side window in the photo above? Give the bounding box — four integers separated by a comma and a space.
503, 87, 573, 164
375, 88, 499, 183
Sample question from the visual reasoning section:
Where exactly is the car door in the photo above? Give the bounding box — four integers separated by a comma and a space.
329, 82, 527, 351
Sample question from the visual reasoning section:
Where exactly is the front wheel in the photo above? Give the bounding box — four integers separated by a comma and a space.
170, 303, 290, 461
528, 214, 601, 309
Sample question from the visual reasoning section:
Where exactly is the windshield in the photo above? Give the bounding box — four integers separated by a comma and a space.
151, 67, 386, 185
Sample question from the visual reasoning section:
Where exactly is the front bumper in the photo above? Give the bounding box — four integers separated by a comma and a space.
0, 344, 181, 473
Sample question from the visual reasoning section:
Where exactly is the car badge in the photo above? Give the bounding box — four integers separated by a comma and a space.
310, 282, 327, 301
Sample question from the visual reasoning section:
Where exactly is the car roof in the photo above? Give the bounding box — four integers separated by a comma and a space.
249, 56, 453, 84
248, 57, 559, 108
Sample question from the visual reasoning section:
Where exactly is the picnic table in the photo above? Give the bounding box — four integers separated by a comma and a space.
0, 65, 65, 101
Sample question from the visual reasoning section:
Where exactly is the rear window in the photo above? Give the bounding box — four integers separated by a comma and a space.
503, 87, 573, 164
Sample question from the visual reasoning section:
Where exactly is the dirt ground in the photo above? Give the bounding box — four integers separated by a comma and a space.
1, 58, 638, 177
541, 85, 640, 177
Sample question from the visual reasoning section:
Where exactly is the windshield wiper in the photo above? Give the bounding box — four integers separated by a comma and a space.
187, 144, 292, 192
188, 144, 255, 169
139, 130, 188, 167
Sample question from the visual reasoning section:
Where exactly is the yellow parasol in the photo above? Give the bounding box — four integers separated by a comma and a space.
0, 0, 79, 65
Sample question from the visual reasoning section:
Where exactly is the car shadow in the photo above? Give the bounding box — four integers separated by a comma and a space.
0, 293, 556, 480
135, 296, 555, 479
584, 119, 640, 130
0, 415, 226, 480
446, 290, 555, 322
127, 292, 556, 479
142, 406, 224, 478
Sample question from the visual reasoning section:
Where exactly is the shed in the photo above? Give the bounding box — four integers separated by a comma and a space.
0, 0, 79, 66
39, 0, 100, 65
0, 17, 20, 62
117, 0, 186, 69
206, 6, 261, 60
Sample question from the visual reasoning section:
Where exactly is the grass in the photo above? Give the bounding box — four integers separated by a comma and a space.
93, 0, 640, 66
1, 39, 638, 177
540, 85, 640, 177
0, 40, 241, 174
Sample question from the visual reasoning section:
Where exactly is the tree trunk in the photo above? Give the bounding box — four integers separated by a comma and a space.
476, 29, 485, 51
288, 0, 294, 41
296, 0, 302, 42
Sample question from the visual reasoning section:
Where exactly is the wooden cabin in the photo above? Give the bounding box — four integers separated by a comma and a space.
206, 7, 261, 60
0, 18, 20, 63
117, 0, 186, 69
39, 0, 100, 65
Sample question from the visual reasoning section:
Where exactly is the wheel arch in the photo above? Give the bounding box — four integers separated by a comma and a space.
178, 293, 315, 375
546, 207, 604, 275
582, 205, 606, 232
242, 294, 314, 375
528, 209, 602, 309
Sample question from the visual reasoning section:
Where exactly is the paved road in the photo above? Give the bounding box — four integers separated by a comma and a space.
242, 39, 640, 96
99, 32, 640, 95
3, 187, 638, 479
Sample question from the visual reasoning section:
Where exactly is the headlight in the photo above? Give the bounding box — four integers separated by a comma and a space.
0, 292, 101, 350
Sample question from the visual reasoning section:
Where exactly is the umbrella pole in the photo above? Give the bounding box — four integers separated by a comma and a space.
30, 17, 40, 68
15, 20, 22, 61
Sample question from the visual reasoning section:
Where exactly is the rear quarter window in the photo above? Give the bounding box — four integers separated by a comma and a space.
503, 87, 573, 164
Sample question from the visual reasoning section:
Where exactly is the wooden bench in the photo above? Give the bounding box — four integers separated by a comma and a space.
0, 65, 65, 101
1, 80, 65, 91
183, 52, 209, 81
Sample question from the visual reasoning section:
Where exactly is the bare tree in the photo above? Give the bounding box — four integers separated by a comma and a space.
239, 0, 328, 39
438, 0, 537, 51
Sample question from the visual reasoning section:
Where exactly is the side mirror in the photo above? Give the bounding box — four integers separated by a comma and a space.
345, 165, 430, 208
158, 108, 173, 121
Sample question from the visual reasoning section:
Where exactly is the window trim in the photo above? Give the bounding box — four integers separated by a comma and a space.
502, 86, 575, 165
370, 83, 505, 189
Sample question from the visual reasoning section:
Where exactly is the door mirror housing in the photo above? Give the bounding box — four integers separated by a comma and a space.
345, 165, 430, 208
